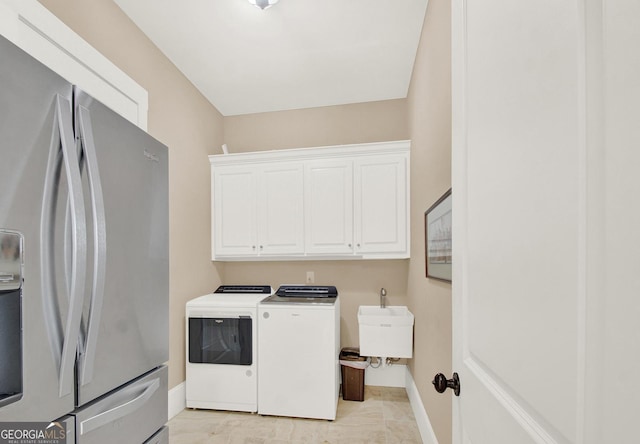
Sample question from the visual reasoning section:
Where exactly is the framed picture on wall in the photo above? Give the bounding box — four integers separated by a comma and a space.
425, 188, 452, 282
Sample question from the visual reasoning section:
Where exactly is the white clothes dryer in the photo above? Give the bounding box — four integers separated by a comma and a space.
186, 285, 272, 412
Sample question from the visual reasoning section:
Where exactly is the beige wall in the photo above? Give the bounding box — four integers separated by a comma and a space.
406, 0, 453, 443
224, 99, 408, 153
225, 260, 409, 349
37, 0, 225, 389
223, 100, 411, 349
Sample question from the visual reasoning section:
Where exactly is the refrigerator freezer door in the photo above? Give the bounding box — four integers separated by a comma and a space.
144, 426, 169, 444
74, 89, 169, 406
73, 365, 168, 444
55, 415, 76, 444
0, 35, 77, 421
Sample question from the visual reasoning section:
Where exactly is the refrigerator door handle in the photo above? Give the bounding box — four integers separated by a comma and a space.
76, 104, 107, 387
41, 100, 64, 380
54, 94, 88, 397
78, 378, 160, 435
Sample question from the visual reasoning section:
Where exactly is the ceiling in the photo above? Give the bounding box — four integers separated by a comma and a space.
113, 0, 429, 116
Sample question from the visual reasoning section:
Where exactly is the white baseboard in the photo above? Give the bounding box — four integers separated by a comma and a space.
364, 363, 407, 387
168, 381, 186, 420
405, 368, 439, 444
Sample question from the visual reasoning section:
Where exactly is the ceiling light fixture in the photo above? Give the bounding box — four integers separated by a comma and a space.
248, 0, 279, 10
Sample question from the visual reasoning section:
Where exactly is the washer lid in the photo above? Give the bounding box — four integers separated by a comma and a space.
275, 285, 338, 298
261, 285, 338, 305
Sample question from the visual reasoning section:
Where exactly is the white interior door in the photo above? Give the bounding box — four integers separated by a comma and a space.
451, 1, 640, 443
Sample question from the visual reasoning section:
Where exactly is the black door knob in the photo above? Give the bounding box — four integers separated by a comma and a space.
432, 372, 461, 396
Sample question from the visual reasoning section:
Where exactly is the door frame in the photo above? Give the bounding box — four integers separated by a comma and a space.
0, 0, 148, 128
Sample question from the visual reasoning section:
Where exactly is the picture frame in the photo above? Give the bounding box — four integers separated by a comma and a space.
425, 188, 452, 282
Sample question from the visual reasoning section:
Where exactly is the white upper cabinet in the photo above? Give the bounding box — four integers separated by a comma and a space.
304, 154, 408, 257
354, 154, 407, 255
212, 162, 304, 259
210, 140, 410, 261
258, 162, 305, 256
212, 165, 258, 257
304, 159, 354, 255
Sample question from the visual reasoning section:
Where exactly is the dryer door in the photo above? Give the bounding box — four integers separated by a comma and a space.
188, 316, 252, 365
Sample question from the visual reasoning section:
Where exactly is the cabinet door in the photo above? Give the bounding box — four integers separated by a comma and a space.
354, 155, 408, 256
258, 162, 304, 255
304, 159, 354, 255
212, 166, 258, 257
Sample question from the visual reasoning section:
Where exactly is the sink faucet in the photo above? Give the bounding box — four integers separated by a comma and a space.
380, 288, 387, 308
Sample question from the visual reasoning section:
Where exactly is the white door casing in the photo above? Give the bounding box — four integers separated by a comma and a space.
452, 1, 640, 443
0, 0, 147, 128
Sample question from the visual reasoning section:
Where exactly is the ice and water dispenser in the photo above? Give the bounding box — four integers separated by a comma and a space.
0, 230, 23, 408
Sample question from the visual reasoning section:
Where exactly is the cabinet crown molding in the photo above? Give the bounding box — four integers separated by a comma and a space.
209, 140, 410, 166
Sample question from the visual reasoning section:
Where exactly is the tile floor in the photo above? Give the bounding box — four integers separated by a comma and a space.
168, 386, 422, 443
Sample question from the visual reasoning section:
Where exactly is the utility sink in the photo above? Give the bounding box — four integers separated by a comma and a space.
357, 306, 414, 358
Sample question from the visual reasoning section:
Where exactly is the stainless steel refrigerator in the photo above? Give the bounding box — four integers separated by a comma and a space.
0, 35, 169, 444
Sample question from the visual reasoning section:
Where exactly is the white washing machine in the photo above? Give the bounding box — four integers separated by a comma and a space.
185, 285, 272, 412
258, 285, 340, 420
